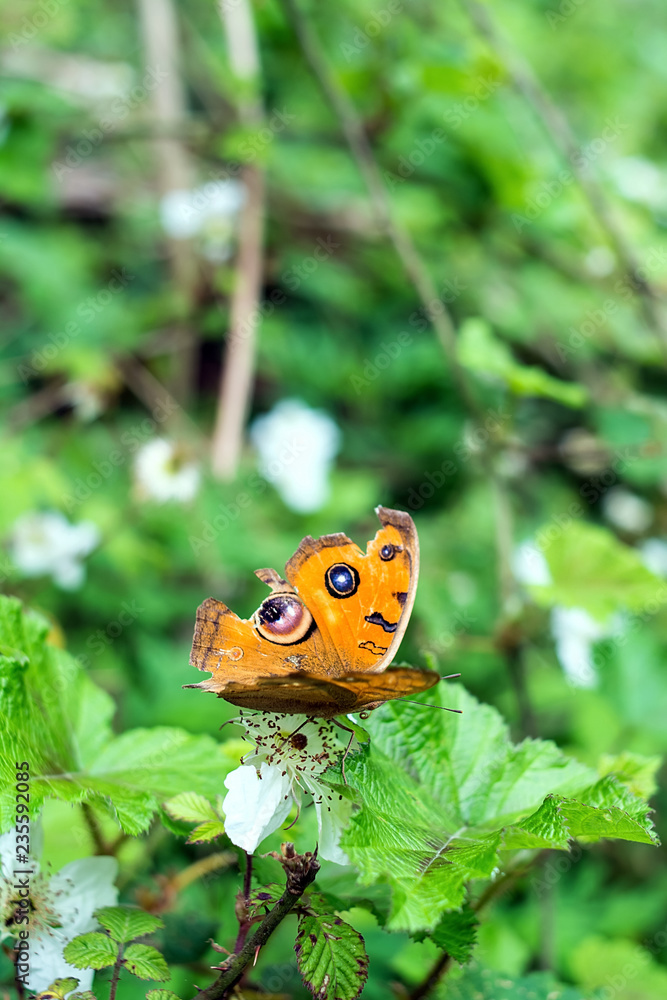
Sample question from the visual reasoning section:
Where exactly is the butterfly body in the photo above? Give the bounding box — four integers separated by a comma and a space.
187, 506, 439, 717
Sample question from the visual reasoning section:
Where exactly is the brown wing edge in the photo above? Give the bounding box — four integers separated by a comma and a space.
286, 531, 357, 578
189, 596, 234, 670
373, 505, 420, 658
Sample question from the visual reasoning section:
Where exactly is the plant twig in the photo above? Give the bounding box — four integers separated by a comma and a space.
459, 0, 667, 360
407, 950, 452, 1000
81, 802, 109, 856
278, 0, 482, 419
193, 845, 320, 1000
210, 0, 266, 480
137, 0, 200, 404
109, 944, 124, 1000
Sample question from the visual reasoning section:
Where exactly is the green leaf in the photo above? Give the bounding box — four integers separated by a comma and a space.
70, 993, 97, 1000
186, 819, 228, 843
413, 908, 478, 964
165, 791, 219, 824
528, 521, 664, 620
146, 992, 182, 1000
36, 979, 79, 999
248, 883, 285, 919
598, 750, 662, 799
442, 963, 591, 999
122, 943, 170, 981
63, 932, 118, 970
457, 318, 587, 407
295, 893, 369, 1000
341, 684, 656, 931
96, 905, 164, 943
0, 597, 231, 835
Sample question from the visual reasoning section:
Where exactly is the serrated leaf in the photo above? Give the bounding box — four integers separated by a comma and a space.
146, 992, 182, 1000
598, 750, 662, 798
122, 943, 170, 980
457, 317, 587, 407
70, 993, 97, 1000
0, 596, 233, 835
341, 684, 656, 931
529, 521, 664, 620
442, 963, 590, 999
295, 895, 368, 1000
165, 791, 219, 824
96, 905, 164, 943
186, 819, 227, 844
63, 932, 118, 970
35, 978, 79, 999
413, 908, 478, 964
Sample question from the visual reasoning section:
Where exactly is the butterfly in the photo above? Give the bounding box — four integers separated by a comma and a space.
186, 506, 440, 718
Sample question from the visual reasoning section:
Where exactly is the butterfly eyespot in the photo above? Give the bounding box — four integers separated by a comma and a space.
379, 543, 395, 561
325, 562, 360, 599
254, 595, 313, 645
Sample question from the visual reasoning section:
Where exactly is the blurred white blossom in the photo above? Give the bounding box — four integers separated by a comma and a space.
9, 511, 100, 590
159, 180, 246, 261
0, 825, 118, 992
250, 399, 341, 513
584, 246, 616, 278
223, 714, 353, 864
602, 487, 652, 534
639, 538, 667, 577
512, 540, 551, 587
550, 606, 620, 688
133, 438, 201, 503
608, 156, 667, 210
513, 541, 619, 688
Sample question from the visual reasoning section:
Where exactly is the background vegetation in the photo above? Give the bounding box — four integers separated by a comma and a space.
1, 0, 666, 996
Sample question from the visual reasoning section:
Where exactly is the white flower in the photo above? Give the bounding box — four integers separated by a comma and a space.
584, 246, 616, 278
250, 399, 341, 513
512, 540, 552, 587
602, 487, 652, 534
159, 180, 246, 260
0, 825, 118, 993
9, 511, 100, 590
550, 606, 619, 688
222, 714, 353, 864
133, 438, 201, 503
639, 538, 667, 578
608, 156, 667, 209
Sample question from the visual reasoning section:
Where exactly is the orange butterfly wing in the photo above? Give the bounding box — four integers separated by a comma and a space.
187, 506, 439, 717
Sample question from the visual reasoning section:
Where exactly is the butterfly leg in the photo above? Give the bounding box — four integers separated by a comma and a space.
331, 718, 357, 785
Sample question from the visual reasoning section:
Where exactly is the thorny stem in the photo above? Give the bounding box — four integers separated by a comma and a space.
233, 853, 255, 955
109, 943, 125, 1000
193, 845, 319, 1000
82, 803, 111, 856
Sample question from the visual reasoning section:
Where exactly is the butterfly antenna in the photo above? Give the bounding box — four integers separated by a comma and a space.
400, 700, 463, 713
440, 673, 461, 680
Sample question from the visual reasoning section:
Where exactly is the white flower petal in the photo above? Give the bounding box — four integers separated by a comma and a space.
313, 793, 354, 865
27, 928, 94, 993
551, 606, 616, 688
133, 437, 201, 503
223, 763, 293, 853
513, 541, 552, 586
52, 559, 86, 590
639, 538, 667, 578
602, 487, 652, 534
49, 856, 119, 935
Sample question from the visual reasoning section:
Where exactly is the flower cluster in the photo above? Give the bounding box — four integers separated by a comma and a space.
223, 713, 353, 864
133, 437, 201, 503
